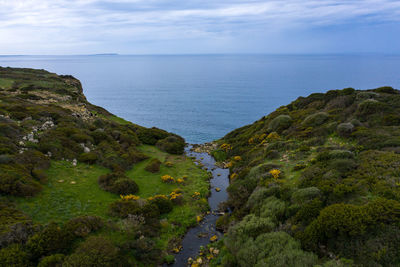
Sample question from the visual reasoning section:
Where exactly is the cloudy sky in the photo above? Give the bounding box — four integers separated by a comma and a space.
1, 0, 400, 54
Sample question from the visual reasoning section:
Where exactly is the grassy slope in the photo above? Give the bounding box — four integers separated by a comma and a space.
14, 144, 210, 251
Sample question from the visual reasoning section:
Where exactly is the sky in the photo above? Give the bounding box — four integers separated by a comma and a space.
0, 0, 400, 55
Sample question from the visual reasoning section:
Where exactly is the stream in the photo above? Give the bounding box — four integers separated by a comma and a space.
172, 146, 230, 266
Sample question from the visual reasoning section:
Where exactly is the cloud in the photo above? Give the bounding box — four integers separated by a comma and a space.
0, 0, 399, 54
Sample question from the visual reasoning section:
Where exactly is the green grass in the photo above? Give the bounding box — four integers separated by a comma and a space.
0, 78, 14, 89
14, 145, 210, 251
15, 161, 115, 224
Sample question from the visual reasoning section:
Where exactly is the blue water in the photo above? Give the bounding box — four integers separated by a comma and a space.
1, 54, 400, 143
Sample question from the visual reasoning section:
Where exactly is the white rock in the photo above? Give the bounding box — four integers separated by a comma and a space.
72, 159, 77, 166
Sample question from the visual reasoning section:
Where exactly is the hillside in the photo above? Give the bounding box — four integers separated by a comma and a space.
0, 67, 210, 266
209, 87, 400, 266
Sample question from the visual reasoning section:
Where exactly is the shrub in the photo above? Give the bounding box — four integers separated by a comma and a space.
233, 231, 318, 267
374, 86, 398, 94
144, 158, 161, 173
302, 112, 329, 127
78, 152, 98, 164
63, 236, 122, 267
109, 199, 141, 218
337, 122, 354, 137
268, 115, 292, 132
26, 222, 73, 259
110, 178, 139, 195
291, 187, 321, 203
64, 216, 103, 238
148, 195, 173, 214
357, 99, 384, 116
156, 135, 185, 154
38, 254, 65, 267
0, 244, 30, 267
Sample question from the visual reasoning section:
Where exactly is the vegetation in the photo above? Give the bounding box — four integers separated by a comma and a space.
210, 86, 400, 266
0, 67, 210, 266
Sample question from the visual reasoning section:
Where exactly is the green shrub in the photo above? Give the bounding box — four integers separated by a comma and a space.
144, 158, 161, 173
110, 178, 139, 195
63, 237, 122, 267
38, 254, 65, 267
26, 222, 73, 259
337, 122, 354, 137
291, 187, 321, 203
78, 152, 98, 164
268, 115, 292, 132
64, 216, 103, 238
374, 86, 398, 94
156, 135, 185, 154
357, 99, 385, 116
234, 231, 318, 267
149, 196, 173, 214
109, 199, 141, 218
302, 112, 329, 127
0, 244, 30, 267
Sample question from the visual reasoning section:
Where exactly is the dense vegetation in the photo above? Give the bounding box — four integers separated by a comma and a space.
209, 86, 400, 266
0, 67, 208, 266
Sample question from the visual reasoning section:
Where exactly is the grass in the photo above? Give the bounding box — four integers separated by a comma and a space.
14, 144, 210, 252
15, 161, 115, 224
0, 78, 14, 89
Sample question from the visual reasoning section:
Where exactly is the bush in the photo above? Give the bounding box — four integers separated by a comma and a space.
26, 222, 73, 259
110, 178, 139, 195
148, 195, 173, 214
144, 158, 161, 173
268, 115, 292, 132
291, 187, 321, 203
374, 86, 398, 94
233, 231, 318, 267
63, 237, 122, 267
302, 112, 329, 127
0, 244, 30, 267
337, 122, 354, 137
109, 199, 141, 218
78, 152, 98, 164
357, 99, 385, 116
64, 216, 103, 237
38, 254, 65, 267
156, 135, 185, 154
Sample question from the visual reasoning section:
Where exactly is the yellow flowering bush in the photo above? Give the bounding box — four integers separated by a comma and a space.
170, 190, 183, 204
267, 132, 280, 140
177, 178, 184, 184
233, 156, 242, 161
165, 161, 174, 167
161, 175, 175, 183
120, 194, 140, 200
230, 173, 238, 180
225, 161, 233, 168
220, 143, 232, 152
147, 194, 168, 201
269, 169, 281, 179
192, 191, 201, 199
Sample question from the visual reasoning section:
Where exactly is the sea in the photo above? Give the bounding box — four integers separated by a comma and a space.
1, 54, 399, 144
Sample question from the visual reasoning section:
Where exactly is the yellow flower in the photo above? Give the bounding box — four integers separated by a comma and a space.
233, 155, 242, 161
269, 169, 281, 179
210, 235, 218, 242
192, 191, 201, 199
230, 173, 238, 180
267, 132, 280, 140
177, 178, 184, 184
161, 175, 175, 183
120, 194, 140, 200
220, 143, 232, 152
196, 215, 202, 223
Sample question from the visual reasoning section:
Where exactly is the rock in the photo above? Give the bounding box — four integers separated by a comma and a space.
83, 146, 90, 153
196, 257, 203, 264
58, 180, 64, 183
70, 181, 76, 184
210, 235, 218, 242
215, 187, 221, 192
72, 159, 77, 166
